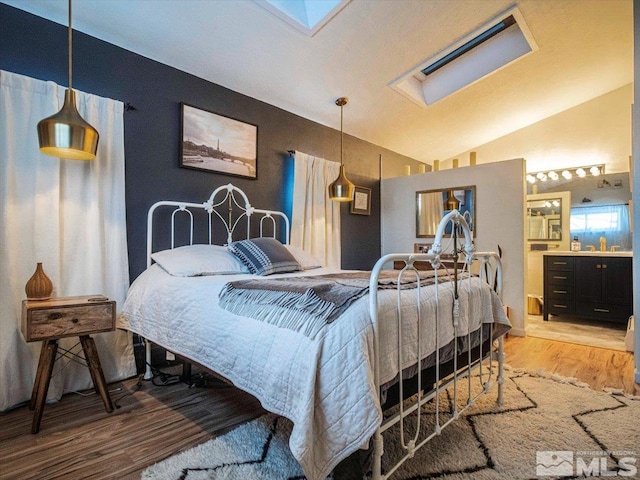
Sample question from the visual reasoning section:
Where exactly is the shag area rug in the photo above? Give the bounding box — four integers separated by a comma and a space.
142, 368, 640, 480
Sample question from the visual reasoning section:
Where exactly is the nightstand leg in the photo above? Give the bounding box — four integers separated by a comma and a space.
31, 340, 58, 434
29, 342, 49, 410
80, 335, 114, 413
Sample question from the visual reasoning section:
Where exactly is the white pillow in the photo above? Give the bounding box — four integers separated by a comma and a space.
284, 245, 323, 270
151, 244, 249, 276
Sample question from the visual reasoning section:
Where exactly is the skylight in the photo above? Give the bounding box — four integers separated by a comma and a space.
390, 6, 537, 107
254, 0, 351, 36
420, 16, 517, 77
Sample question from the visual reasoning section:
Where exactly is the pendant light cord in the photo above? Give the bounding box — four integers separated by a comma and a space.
340, 103, 344, 167
68, 0, 73, 90
335, 97, 348, 167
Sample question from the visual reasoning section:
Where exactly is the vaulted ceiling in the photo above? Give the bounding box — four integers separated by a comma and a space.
5, 0, 633, 173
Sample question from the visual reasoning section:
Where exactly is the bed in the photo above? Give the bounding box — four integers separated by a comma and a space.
118, 184, 510, 480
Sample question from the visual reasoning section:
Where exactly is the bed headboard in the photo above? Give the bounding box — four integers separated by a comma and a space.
146, 183, 290, 268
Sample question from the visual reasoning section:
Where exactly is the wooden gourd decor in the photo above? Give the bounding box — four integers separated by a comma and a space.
25, 263, 54, 300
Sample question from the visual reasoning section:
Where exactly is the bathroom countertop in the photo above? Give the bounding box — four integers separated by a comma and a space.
543, 251, 633, 257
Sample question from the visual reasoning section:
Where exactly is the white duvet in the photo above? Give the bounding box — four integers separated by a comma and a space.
119, 265, 509, 480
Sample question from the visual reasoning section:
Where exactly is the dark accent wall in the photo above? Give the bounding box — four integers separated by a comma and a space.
0, 4, 421, 279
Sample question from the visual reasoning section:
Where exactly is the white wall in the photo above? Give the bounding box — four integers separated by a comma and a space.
443, 84, 632, 175
381, 158, 527, 336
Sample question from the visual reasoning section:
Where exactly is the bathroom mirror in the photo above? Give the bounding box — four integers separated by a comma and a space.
416, 186, 475, 238
527, 197, 562, 240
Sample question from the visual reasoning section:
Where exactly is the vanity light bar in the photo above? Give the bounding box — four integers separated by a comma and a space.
526, 164, 604, 184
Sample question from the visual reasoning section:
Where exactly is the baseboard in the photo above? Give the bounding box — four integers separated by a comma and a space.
509, 327, 526, 337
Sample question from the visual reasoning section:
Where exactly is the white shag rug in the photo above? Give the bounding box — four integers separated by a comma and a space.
142, 369, 640, 480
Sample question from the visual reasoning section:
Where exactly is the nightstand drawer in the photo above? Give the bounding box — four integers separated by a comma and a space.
22, 297, 115, 342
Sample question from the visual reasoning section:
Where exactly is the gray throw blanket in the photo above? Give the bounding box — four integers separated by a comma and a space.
219, 270, 454, 338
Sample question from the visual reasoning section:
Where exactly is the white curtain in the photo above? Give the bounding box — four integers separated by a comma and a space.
418, 191, 444, 236
0, 70, 136, 412
528, 215, 548, 239
291, 152, 342, 269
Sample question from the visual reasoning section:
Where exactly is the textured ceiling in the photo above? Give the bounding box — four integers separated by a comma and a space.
4, 0, 633, 172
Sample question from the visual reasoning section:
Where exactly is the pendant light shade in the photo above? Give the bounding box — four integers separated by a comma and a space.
328, 165, 355, 202
444, 190, 459, 211
328, 97, 354, 202
37, 0, 99, 160
37, 89, 99, 160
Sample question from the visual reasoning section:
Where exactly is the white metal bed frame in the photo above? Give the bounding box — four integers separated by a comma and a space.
368, 210, 505, 479
141, 184, 506, 480
144, 183, 290, 379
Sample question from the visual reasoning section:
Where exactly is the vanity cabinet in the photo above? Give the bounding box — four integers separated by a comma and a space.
543, 255, 632, 324
544, 256, 575, 319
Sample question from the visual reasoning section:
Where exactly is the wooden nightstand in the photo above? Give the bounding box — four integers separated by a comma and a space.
21, 295, 116, 433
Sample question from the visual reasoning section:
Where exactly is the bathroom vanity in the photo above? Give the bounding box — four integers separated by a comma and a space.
543, 252, 633, 324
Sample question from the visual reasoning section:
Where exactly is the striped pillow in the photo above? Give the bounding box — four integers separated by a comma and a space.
228, 238, 302, 276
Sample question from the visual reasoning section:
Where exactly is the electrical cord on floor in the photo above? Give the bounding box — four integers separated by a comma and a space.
113, 374, 144, 409
186, 371, 232, 389
144, 361, 232, 390
70, 376, 143, 409
71, 387, 123, 397
144, 361, 183, 387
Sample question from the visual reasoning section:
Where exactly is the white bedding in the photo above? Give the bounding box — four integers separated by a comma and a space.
119, 264, 510, 480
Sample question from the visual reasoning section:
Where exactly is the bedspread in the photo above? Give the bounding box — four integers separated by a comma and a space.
119, 265, 510, 480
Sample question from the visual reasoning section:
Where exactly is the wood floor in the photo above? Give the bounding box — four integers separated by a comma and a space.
504, 335, 639, 396
0, 372, 265, 480
0, 336, 637, 480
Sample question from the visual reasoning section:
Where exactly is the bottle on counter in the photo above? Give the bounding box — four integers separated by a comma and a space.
571, 236, 581, 252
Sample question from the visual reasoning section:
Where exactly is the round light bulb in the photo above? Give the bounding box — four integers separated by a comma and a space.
576, 168, 586, 177
526, 174, 536, 184
548, 171, 559, 180
590, 166, 601, 176
562, 170, 572, 179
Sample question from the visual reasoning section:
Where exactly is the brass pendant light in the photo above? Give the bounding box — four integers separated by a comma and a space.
328, 97, 355, 202
444, 190, 460, 211
37, 0, 99, 160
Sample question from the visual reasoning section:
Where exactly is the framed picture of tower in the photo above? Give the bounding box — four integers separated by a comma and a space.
180, 103, 258, 179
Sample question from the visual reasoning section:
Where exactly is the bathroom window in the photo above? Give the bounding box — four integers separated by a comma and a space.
570, 205, 627, 232
570, 204, 631, 250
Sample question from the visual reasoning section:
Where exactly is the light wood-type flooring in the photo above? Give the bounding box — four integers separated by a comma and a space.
0, 336, 637, 480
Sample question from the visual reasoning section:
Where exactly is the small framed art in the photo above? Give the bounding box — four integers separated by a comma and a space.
350, 186, 371, 215
414, 242, 432, 253
180, 103, 257, 179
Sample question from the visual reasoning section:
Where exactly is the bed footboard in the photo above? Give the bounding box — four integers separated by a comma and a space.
368, 210, 507, 479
